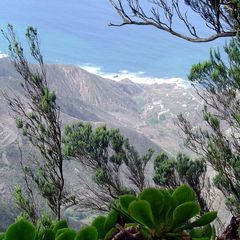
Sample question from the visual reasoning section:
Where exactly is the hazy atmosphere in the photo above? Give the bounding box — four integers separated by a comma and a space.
0, 0, 226, 78
0, 1, 239, 240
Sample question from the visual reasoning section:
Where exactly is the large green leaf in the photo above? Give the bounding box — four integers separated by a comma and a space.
172, 202, 200, 229
41, 229, 55, 240
104, 227, 118, 240
104, 210, 118, 233
172, 185, 196, 206
56, 228, 68, 238
186, 212, 217, 229
139, 188, 163, 227
159, 190, 174, 227
190, 224, 213, 239
190, 229, 204, 238
5, 219, 36, 240
56, 229, 76, 240
53, 220, 68, 233
91, 216, 106, 239
75, 226, 98, 240
119, 195, 136, 212
128, 200, 154, 229
0, 233, 5, 240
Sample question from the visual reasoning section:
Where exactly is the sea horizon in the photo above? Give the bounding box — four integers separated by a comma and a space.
0, 0, 228, 81
0, 52, 190, 87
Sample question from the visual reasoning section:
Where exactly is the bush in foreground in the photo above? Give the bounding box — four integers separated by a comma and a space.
0, 185, 217, 240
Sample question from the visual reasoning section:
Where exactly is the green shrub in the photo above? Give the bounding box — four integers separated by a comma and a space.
15, 118, 24, 129
1, 185, 217, 240
109, 184, 217, 239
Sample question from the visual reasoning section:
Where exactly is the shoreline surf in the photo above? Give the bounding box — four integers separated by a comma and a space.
80, 64, 190, 88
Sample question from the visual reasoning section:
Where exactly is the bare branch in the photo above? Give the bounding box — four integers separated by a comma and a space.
109, 0, 238, 42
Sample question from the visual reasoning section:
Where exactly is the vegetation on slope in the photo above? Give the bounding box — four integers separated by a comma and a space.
0, 185, 217, 240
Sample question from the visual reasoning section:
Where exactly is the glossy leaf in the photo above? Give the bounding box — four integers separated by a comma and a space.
56, 228, 68, 238
191, 224, 213, 239
0, 233, 5, 240
41, 229, 55, 240
56, 229, 76, 240
53, 220, 68, 233
119, 195, 136, 213
91, 216, 106, 239
160, 190, 174, 225
186, 212, 217, 229
104, 227, 118, 240
172, 184, 196, 206
172, 202, 200, 229
139, 188, 164, 227
5, 219, 36, 240
128, 200, 154, 229
104, 209, 118, 233
75, 226, 98, 240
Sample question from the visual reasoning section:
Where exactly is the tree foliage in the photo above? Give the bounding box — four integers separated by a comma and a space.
109, 0, 240, 42
63, 122, 154, 211
153, 152, 178, 188
153, 152, 209, 212
1, 25, 70, 220
178, 35, 240, 215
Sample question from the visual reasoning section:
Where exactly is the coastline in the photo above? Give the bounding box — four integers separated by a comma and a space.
80, 64, 191, 88
0, 52, 190, 88
0, 53, 8, 59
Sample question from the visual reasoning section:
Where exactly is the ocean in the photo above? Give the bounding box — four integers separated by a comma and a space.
0, 0, 228, 81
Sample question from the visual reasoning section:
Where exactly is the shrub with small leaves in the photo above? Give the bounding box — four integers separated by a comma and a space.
94, 168, 108, 185
16, 117, 24, 129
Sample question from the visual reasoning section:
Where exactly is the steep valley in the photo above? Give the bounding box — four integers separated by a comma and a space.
0, 57, 206, 228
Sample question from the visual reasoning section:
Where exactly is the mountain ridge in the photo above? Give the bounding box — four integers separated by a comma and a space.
0, 57, 202, 228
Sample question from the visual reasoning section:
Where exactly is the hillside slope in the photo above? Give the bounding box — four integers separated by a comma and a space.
3, 56, 227, 229
0, 58, 164, 227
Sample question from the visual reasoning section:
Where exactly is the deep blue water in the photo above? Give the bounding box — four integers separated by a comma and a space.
0, 0, 228, 79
